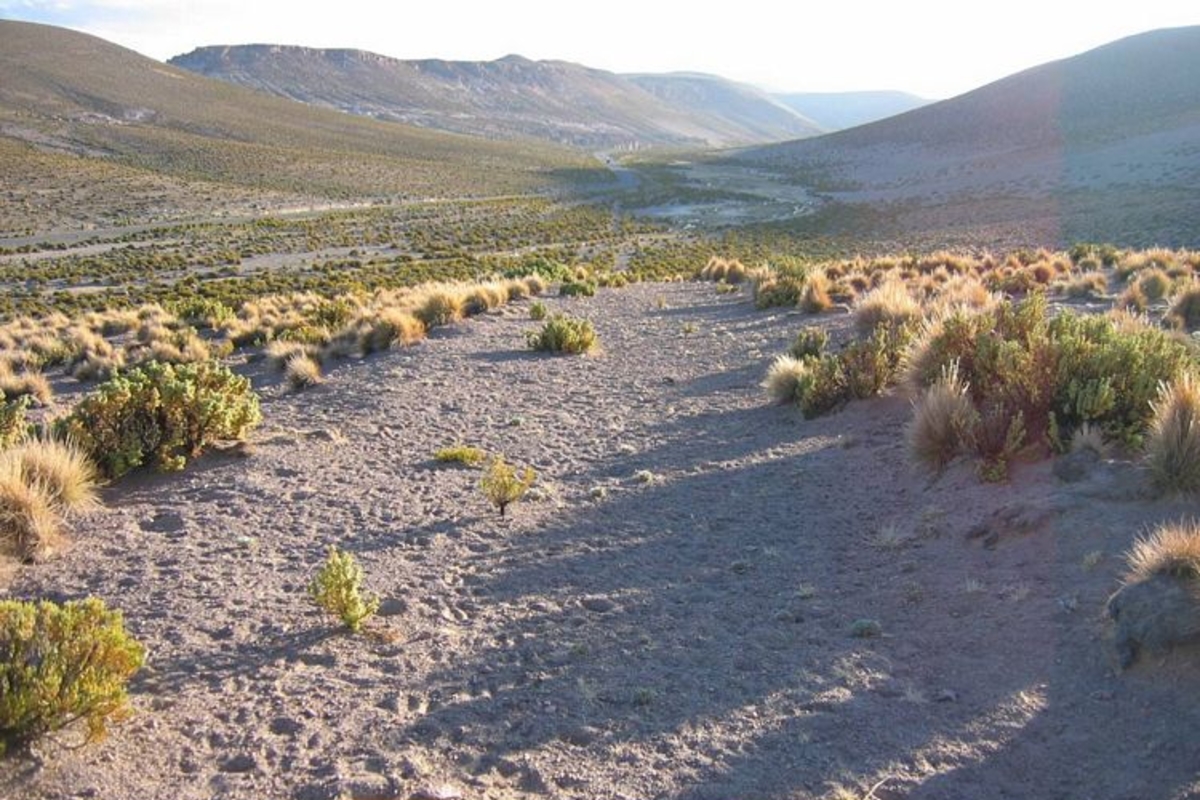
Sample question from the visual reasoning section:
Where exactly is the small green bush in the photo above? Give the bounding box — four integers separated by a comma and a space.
754, 276, 804, 309
0, 396, 30, 450
481, 456, 535, 516
527, 315, 597, 354
169, 298, 234, 330
309, 546, 379, 633
0, 597, 145, 753
789, 327, 828, 360
559, 280, 597, 298
434, 444, 487, 466
529, 301, 548, 321
796, 354, 848, 419
59, 360, 262, 479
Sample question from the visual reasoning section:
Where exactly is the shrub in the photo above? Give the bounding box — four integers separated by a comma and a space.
309, 546, 379, 633
1166, 283, 1200, 331
788, 327, 828, 360
907, 361, 976, 470
1136, 269, 1173, 302
0, 438, 100, 514
527, 315, 597, 354
841, 325, 910, 400
1146, 374, 1200, 495
0, 597, 145, 753
795, 354, 848, 419
0, 396, 29, 450
754, 276, 804, 309
170, 298, 234, 330
559, 280, 597, 298
481, 456, 535, 516
434, 445, 487, 466
762, 355, 808, 404
0, 466, 61, 562
529, 301, 548, 321
60, 360, 262, 479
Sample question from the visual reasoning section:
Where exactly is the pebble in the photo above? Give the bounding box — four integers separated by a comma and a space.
581, 596, 616, 613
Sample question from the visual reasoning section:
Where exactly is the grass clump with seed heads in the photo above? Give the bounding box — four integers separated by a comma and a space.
1146, 374, 1200, 495
284, 354, 324, 391
907, 361, 977, 470
1123, 521, 1200, 582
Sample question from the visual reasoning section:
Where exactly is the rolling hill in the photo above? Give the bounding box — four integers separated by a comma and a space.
0, 20, 596, 234
737, 26, 1200, 247
771, 90, 929, 131
169, 45, 824, 148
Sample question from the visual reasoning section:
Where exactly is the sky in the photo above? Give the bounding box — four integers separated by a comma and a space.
0, 0, 1196, 98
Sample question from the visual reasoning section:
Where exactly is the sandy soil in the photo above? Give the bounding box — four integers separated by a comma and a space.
3, 282, 1200, 800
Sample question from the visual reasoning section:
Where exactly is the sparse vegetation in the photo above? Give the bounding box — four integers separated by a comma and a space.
0, 597, 145, 753
60, 360, 262, 479
480, 456, 536, 516
434, 445, 488, 466
309, 546, 380, 634
527, 314, 597, 354
1145, 374, 1200, 494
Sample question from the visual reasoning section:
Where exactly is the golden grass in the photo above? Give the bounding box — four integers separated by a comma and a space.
1, 438, 101, 514
854, 279, 921, 334
1146, 373, 1200, 494
284, 354, 324, 390
0, 464, 63, 562
762, 355, 808, 405
0, 371, 53, 406
906, 361, 975, 470
1124, 520, 1200, 582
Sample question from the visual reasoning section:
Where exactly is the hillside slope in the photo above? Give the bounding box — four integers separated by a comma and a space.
169, 45, 822, 148
739, 27, 1200, 247
771, 90, 929, 131
0, 21, 593, 234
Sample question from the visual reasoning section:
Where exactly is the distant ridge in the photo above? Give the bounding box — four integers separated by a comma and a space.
770, 91, 929, 131
739, 27, 1200, 247
170, 45, 825, 148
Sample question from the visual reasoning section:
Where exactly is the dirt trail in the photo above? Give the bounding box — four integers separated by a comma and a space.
2, 282, 1199, 800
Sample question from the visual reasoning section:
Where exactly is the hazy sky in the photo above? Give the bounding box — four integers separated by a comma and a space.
1, 0, 1196, 97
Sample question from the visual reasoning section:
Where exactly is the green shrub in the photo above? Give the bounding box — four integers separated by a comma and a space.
309, 546, 379, 633
481, 456, 535, 516
527, 315, 597, 354
0, 597, 145, 753
559, 280, 597, 298
795, 354, 848, 419
754, 276, 804, 309
59, 360, 262, 479
434, 444, 487, 466
789, 327, 828, 360
169, 298, 234, 330
529, 301, 548, 321
0, 396, 30, 450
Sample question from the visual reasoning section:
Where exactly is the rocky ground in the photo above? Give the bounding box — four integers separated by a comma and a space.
2, 281, 1199, 800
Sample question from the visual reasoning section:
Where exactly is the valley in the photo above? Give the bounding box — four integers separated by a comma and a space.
0, 14, 1199, 800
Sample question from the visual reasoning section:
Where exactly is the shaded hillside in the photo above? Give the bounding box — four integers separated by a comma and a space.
0, 21, 595, 233
738, 27, 1200, 247
170, 45, 821, 148
771, 90, 929, 131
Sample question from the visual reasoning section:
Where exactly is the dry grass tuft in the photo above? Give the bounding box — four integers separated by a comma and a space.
762, 355, 808, 405
854, 279, 922, 335
1146, 373, 1200, 494
0, 371, 53, 406
1123, 521, 1200, 583
1, 438, 101, 514
285, 354, 325, 390
907, 361, 975, 470
0, 465, 62, 562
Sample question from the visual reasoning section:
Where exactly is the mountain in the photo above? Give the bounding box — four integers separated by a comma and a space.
771, 91, 929, 131
0, 21, 593, 234
169, 45, 823, 148
624, 72, 823, 142
737, 27, 1200, 247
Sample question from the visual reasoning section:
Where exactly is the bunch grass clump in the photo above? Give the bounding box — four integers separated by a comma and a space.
0, 597, 145, 753
907, 361, 976, 470
0, 437, 100, 515
854, 279, 922, 335
1146, 374, 1200, 495
284, 353, 324, 390
762, 355, 808, 405
1123, 520, 1200, 582
309, 546, 380, 633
